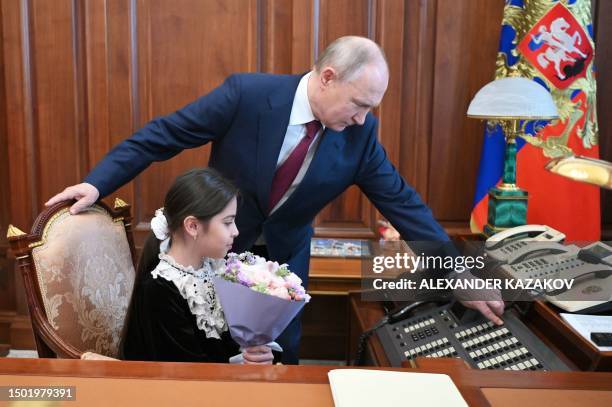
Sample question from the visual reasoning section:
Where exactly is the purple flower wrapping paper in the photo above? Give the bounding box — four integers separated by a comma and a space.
213, 276, 307, 348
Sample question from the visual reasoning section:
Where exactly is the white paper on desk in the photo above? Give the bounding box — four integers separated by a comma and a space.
327, 369, 467, 407
560, 313, 612, 351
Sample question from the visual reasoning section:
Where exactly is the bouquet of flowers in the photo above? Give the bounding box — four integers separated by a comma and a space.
213, 252, 311, 363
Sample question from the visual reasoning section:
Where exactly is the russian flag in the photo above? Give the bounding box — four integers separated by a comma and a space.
470, 0, 600, 241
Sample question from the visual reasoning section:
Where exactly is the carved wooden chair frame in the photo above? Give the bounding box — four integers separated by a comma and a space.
7, 198, 136, 358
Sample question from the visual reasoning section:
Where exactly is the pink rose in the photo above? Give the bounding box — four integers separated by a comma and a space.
269, 286, 291, 300
270, 275, 286, 289
251, 266, 272, 286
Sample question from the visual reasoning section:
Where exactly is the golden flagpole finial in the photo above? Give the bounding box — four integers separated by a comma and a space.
7, 224, 26, 238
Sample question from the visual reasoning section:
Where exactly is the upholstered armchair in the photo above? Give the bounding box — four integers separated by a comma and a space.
7, 199, 137, 359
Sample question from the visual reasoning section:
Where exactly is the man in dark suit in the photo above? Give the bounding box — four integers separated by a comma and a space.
47, 36, 504, 363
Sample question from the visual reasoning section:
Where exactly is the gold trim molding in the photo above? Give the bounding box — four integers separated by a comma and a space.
7, 224, 26, 238
114, 198, 129, 209
28, 208, 71, 249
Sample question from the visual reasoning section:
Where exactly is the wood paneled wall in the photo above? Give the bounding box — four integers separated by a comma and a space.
1, 0, 611, 351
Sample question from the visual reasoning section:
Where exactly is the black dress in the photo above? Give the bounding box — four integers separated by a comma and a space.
121, 268, 239, 363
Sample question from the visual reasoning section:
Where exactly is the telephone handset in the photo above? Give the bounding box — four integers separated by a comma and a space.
505, 241, 570, 265
485, 225, 566, 263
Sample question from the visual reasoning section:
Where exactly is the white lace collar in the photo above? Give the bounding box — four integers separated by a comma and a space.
151, 253, 228, 339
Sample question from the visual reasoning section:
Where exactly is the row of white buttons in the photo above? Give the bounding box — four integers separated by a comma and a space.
476, 347, 529, 369
461, 328, 510, 349
404, 338, 450, 357
424, 347, 456, 358
468, 338, 517, 359
403, 318, 436, 333
454, 321, 495, 339
479, 340, 522, 360
503, 358, 542, 371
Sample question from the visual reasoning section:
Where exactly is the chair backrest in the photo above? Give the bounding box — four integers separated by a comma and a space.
8, 199, 137, 358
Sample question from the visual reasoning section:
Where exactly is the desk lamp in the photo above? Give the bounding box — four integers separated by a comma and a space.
468, 76, 559, 236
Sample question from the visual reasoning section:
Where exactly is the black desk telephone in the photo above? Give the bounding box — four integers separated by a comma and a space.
485, 224, 612, 313
377, 302, 570, 371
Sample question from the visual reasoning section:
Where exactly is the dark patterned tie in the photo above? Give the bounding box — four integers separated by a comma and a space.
268, 120, 322, 212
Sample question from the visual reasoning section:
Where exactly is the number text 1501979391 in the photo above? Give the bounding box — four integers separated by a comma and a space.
0, 386, 76, 401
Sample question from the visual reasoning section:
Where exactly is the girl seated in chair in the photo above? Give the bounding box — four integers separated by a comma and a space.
121, 168, 273, 364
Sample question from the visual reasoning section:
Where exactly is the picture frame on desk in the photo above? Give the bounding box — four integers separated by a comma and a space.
310, 238, 372, 258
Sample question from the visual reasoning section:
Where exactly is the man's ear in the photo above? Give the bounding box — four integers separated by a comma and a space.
183, 216, 199, 239
319, 67, 337, 87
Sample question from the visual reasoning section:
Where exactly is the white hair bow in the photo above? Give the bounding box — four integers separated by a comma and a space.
150, 208, 171, 253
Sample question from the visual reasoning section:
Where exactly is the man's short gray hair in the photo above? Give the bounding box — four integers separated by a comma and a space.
314, 36, 388, 82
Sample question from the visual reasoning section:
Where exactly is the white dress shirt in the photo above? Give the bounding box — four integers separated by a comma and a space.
255, 71, 324, 244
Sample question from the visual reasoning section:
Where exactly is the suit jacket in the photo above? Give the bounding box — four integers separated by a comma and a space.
85, 73, 449, 283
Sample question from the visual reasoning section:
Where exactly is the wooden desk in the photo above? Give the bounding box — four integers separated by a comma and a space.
523, 301, 612, 371
408, 358, 612, 407
347, 291, 392, 366
301, 256, 362, 359
308, 257, 362, 295
1, 357, 611, 406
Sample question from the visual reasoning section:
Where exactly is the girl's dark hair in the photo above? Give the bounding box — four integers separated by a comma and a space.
120, 168, 237, 358
137, 167, 239, 278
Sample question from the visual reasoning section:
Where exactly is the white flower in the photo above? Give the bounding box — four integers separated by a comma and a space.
285, 273, 302, 287
151, 208, 169, 240
251, 266, 273, 286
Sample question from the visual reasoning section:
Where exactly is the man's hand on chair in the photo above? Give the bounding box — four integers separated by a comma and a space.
45, 183, 100, 215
